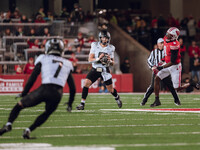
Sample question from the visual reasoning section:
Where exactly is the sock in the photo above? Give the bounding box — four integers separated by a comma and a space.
82, 87, 89, 99
8, 103, 22, 123
155, 96, 159, 101
6, 122, 12, 126
81, 99, 85, 104
111, 88, 119, 100
25, 128, 31, 133
29, 112, 50, 131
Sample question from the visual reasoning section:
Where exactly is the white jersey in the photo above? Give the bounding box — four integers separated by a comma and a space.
90, 42, 115, 70
35, 54, 73, 87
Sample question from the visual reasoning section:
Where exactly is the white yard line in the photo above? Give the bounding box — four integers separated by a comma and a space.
1, 142, 200, 150
11, 123, 196, 130
2, 131, 200, 139
101, 109, 200, 113
0, 143, 114, 150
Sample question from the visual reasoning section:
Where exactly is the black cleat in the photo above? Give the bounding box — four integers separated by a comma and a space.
115, 96, 122, 108
76, 103, 85, 110
174, 100, 181, 106
23, 129, 30, 139
150, 100, 161, 107
0, 125, 12, 136
190, 80, 199, 90
140, 99, 147, 106
66, 105, 72, 112
116, 99, 122, 108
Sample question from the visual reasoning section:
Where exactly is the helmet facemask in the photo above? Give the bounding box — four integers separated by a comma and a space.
99, 31, 111, 46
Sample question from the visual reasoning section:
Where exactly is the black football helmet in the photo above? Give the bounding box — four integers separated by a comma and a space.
98, 31, 111, 45
45, 38, 64, 55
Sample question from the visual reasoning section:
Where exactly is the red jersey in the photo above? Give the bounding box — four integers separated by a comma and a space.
24, 63, 35, 74
163, 36, 181, 64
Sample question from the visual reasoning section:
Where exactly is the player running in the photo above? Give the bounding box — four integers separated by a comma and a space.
0, 38, 76, 139
76, 31, 122, 110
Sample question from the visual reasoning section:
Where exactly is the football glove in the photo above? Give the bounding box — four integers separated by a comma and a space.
15, 93, 22, 99
100, 55, 109, 65
152, 66, 159, 75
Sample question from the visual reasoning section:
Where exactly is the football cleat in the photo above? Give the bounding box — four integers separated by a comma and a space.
174, 100, 181, 106
150, 100, 161, 107
76, 103, 85, 110
140, 99, 147, 106
116, 99, 122, 108
115, 96, 122, 108
0, 125, 12, 136
66, 105, 72, 112
23, 129, 31, 139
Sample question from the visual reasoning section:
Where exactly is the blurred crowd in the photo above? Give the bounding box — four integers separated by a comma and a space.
98, 9, 200, 87
3, 4, 200, 91
0, 3, 95, 24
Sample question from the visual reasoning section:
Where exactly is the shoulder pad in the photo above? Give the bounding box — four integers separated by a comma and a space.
34, 54, 45, 65
109, 44, 115, 51
91, 42, 98, 47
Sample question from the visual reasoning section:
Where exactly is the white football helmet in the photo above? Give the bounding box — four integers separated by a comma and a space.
166, 27, 180, 41
98, 31, 111, 45
45, 38, 64, 55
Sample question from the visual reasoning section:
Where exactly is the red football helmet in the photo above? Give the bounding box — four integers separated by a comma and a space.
166, 27, 180, 41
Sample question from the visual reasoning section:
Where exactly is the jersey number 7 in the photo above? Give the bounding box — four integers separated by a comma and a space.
52, 60, 63, 78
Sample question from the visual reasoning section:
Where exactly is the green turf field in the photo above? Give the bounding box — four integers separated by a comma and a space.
0, 93, 200, 150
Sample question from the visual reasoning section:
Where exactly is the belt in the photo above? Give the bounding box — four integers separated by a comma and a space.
92, 67, 110, 73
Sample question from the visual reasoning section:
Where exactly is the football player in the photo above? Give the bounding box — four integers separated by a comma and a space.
151, 27, 198, 107
141, 38, 180, 106
0, 38, 76, 139
76, 31, 122, 110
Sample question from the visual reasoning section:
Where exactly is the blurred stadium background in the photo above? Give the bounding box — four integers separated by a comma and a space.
1, 0, 200, 92
0, 0, 200, 92
1, 1, 200, 150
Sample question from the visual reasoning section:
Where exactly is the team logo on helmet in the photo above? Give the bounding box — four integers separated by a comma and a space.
166, 27, 180, 41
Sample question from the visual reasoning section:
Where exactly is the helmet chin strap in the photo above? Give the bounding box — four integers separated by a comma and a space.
102, 42, 107, 45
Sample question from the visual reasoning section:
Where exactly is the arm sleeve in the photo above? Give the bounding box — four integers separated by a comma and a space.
21, 63, 41, 96
170, 50, 178, 64
147, 52, 154, 68
66, 72, 76, 106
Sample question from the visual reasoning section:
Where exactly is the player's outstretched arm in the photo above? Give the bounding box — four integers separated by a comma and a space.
21, 63, 41, 97
66, 72, 76, 108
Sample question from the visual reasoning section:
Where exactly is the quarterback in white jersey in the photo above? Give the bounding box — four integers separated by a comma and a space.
76, 31, 122, 110
0, 39, 76, 139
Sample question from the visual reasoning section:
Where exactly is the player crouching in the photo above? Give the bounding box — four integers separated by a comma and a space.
0, 38, 76, 139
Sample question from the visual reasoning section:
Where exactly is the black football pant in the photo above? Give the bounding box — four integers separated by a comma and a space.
82, 68, 118, 100
143, 73, 179, 102
8, 84, 63, 132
